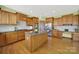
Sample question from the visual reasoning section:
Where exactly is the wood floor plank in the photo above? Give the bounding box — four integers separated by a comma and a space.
0, 37, 79, 54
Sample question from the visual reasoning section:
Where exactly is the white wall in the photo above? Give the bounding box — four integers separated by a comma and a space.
54, 26, 77, 32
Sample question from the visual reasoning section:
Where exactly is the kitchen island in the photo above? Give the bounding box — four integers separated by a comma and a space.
25, 32, 48, 52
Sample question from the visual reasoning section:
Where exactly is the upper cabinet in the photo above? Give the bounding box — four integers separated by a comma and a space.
62, 14, 73, 25
0, 9, 17, 25
1, 10, 9, 24
54, 14, 79, 26
27, 17, 34, 26
27, 17, 39, 26
9, 12, 17, 24
32, 17, 39, 24
54, 18, 58, 26
54, 17, 62, 26
73, 15, 79, 26
16, 12, 27, 21
46, 17, 54, 23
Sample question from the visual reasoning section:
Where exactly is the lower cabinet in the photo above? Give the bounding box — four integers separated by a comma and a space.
52, 30, 62, 38
73, 33, 79, 41
0, 33, 6, 47
17, 30, 25, 40
6, 32, 17, 44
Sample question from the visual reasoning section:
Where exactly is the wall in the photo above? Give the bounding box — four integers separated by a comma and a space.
54, 25, 77, 32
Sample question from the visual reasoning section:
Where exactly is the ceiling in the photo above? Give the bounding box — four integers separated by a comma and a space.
5, 5, 79, 20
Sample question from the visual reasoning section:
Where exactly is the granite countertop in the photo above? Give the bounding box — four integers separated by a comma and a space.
0, 29, 33, 33
25, 31, 47, 36
53, 29, 78, 33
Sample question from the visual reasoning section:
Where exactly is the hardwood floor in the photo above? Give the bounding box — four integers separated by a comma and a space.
0, 37, 79, 54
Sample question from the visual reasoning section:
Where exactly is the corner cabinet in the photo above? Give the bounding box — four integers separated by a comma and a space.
0, 9, 17, 25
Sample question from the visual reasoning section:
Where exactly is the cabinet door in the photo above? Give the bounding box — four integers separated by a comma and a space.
17, 31, 25, 40
46, 18, 53, 23
31, 35, 39, 51
59, 18, 63, 26
0, 33, 6, 47
25, 34, 32, 51
6, 32, 17, 44
9, 13, 16, 24
73, 33, 79, 41
73, 15, 79, 26
33, 19, 39, 24
38, 33, 48, 47
27, 18, 34, 26
62, 16, 67, 25
1, 11, 9, 24
53, 30, 58, 37
16, 13, 20, 21
54, 18, 58, 26
67, 14, 73, 24
58, 31, 62, 38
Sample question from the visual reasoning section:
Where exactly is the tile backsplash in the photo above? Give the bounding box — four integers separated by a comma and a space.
0, 25, 15, 32
54, 25, 78, 32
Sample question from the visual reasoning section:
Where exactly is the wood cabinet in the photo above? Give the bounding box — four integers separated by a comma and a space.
1, 10, 9, 24
25, 32, 48, 52
52, 30, 62, 38
54, 18, 58, 26
17, 30, 25, 40
73, 15, 79, 26
0, 33, 6, 47
58, 17, 63, 26
16, 13, 27, 21
54, 14, 79, 26
62, 15, 67, 25
9, 12, 16, 24
46, 17, 54, 23
0, 9, 17, 24
54, 18, 62, 26
6, 32, 17, 44
62, 14, 73, 25
67, 14, 73, 24
27, 17, 34, 26
73, 33, 79, 41
32, 17, 39, 24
